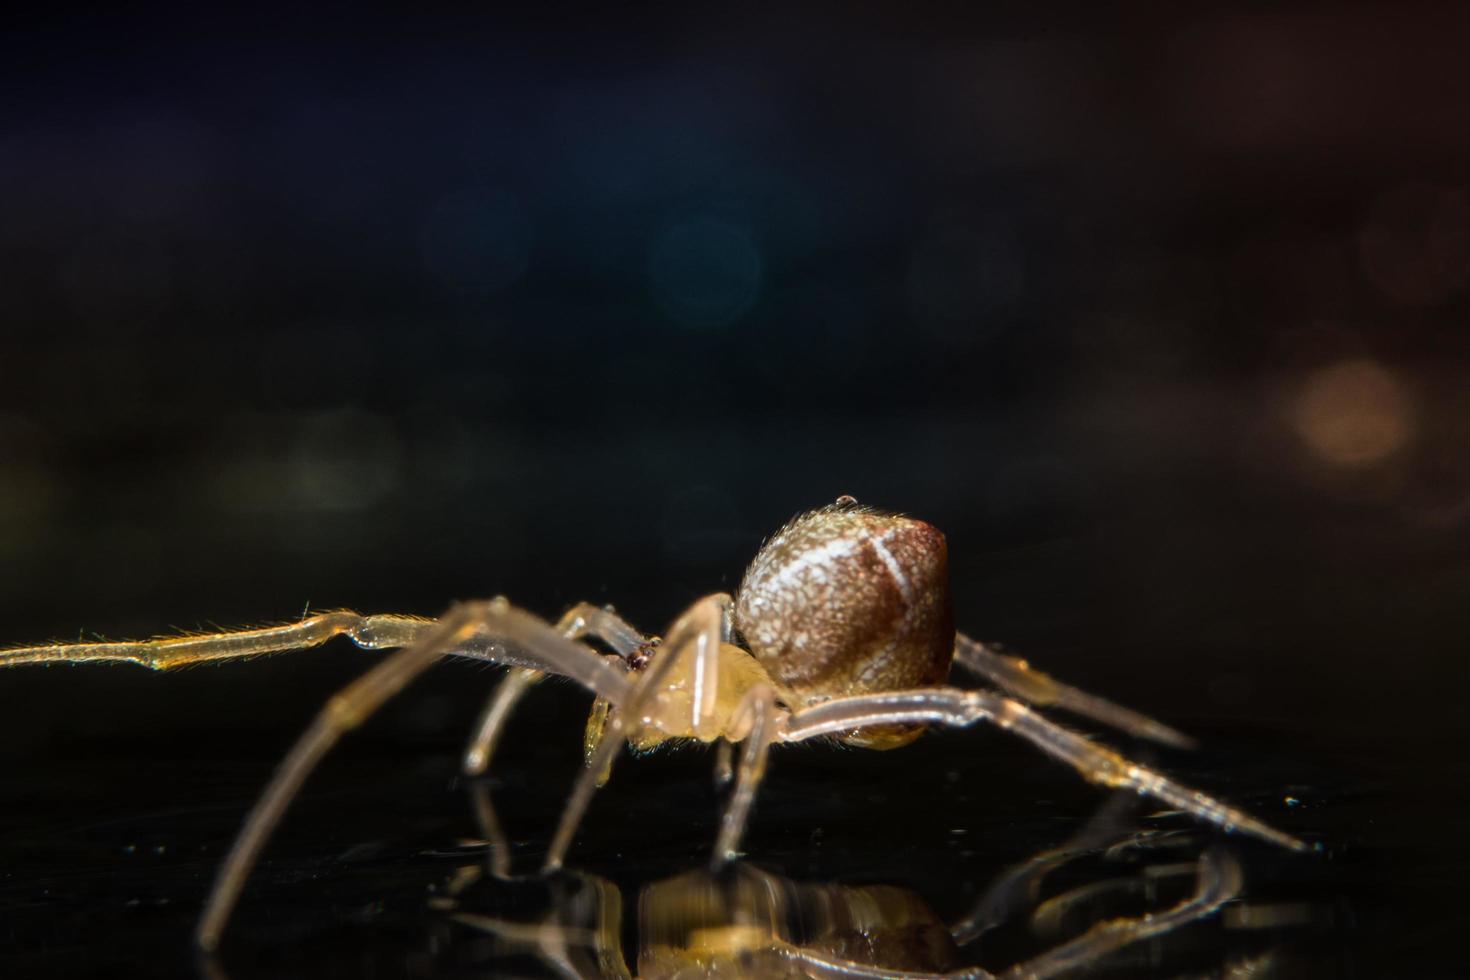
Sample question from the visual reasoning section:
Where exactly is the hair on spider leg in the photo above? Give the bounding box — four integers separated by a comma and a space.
0, 494, 1315, 951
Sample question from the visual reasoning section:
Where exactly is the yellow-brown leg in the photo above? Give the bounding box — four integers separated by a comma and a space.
195, 598, 633, 950
781, 688, 1309, 853
541, 594, 730, 872
0, 611, 437, 670
462, 603, 648, 776
953, 634, 1195, 748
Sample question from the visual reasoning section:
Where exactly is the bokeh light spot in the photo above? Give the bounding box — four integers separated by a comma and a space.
420, 188, 529, 294
1291, 359, 1414, 467
648, 217, 762, 328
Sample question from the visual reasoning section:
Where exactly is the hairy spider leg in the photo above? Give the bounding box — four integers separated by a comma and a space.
780, 688, 1310, 853
542, 593, 730, 872
460, 604, 649, 876
462, 603, 648, 776
952, 634, 1196, 749
194, 598, 634, 951
0, 611, 440, 669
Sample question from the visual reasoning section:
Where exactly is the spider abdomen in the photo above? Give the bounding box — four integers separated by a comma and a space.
733, 500, 954, 746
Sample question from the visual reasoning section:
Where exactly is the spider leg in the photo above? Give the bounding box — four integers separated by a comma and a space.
997, 848, 1242, 980
712, 683, 780, 865
464, 668, 544, 775
195, 598, 633, 951
462, 603, 648, 776
953, 634, 1196, 748
690, 594, 734, 736
553, 601, 649, 658
0, 611, 439, 670
542, 593, 730, 872
780, 688, 1309, 853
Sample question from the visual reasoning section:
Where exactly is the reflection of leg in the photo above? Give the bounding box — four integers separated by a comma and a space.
713, 739, 735, 787
463, 603, 647, 776
783, 688, 1308, 852
779, 940, 999, 978
195, 598, 634, 950
1000, 849, 1242, 980
450, 872, 629, 980
776, 850, 1240, 980
713, 684, 778, 864
542, 595, 729, 872
0, 611, 437, 669
950, 791, 1138, 946
1031, 858, 1199, 939
468, 781, 514, 880
954, 634, 1195, 748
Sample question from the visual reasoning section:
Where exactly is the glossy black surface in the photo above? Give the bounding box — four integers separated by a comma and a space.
2, 5, 1468, 977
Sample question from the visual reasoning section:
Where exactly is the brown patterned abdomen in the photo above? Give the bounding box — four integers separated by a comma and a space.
734, 502, 954, 748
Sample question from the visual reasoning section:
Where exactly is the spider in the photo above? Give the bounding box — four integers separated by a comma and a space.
0, 496, 1309, 952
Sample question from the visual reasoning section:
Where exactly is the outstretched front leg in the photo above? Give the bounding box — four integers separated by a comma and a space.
194, 598, 633, 951
781, 687, 1310, 853
953, 634, 1195, 748
0, 611, 439, 670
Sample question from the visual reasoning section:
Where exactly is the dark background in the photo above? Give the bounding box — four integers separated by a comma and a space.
1, 5, 1467, 978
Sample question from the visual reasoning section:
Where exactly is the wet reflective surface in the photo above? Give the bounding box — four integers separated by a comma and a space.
0, 679, 1416, 977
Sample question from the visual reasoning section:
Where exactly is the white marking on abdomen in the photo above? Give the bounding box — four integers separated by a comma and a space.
769, 534, 861, 591
870, 531, 914, 605
852, 530, 916, 687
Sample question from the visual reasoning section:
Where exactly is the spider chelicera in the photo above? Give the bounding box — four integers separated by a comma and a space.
0, 495, 1310, 950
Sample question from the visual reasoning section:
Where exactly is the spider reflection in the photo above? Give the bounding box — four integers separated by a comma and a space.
423, 786, 1302, 980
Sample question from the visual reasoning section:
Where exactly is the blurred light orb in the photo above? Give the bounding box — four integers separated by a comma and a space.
1290, 359, 1414, 466
648, 217, 762, 328
419, 188, 529, 294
